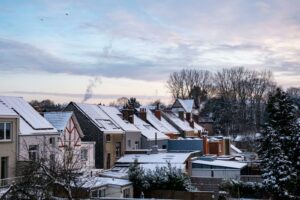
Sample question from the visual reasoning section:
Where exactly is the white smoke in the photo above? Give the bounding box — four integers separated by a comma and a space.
82, 77, 101, 103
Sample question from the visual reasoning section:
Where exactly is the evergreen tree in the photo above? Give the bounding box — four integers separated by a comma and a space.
259, 88, 299, 199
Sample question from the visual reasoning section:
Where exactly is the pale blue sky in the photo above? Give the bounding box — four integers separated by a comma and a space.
1, 0, 300, 104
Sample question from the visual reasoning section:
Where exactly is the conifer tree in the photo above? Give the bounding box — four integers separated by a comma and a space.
260, 88, 298, 199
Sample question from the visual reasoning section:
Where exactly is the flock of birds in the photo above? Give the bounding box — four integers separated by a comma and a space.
40, 13, 69, 21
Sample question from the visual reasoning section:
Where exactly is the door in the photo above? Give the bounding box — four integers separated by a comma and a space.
1, 157, 8, 179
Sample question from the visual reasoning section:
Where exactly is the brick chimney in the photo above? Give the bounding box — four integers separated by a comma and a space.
154, 110, 161, 120
139, 108, 147, 122
178, 111, 184, 121
186, 112, 191, 122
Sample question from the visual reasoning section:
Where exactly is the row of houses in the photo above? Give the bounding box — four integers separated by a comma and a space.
0, 96, 254, 198
0, 97, 205, 179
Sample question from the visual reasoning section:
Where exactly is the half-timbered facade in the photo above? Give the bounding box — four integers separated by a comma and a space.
44, 112, 95, 169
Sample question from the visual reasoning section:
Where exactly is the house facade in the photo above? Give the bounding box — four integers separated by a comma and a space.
64, 102, 125, 169
0, 96, 59, 165
44, 112, 95, 169
0, 101, 19, 185
99, 106, 141, 151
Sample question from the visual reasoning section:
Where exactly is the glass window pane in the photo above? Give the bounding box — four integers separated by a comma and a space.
0, 123, 4, 140
91, 190, 98, 197
5, 123, 11, 140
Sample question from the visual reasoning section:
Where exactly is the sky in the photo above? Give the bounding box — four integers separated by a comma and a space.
1, 0, 300, 105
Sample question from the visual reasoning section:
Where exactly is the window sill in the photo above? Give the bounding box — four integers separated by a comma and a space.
0, 140, 13, 143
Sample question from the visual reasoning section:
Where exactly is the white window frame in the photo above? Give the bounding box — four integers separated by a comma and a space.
0, 122, 12, 141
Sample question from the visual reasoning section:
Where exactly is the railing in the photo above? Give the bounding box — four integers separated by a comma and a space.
0, 177, 23, 188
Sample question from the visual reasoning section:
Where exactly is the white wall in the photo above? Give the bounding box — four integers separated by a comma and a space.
19, 134, 59, 161
81, 141, 95, 169
125, 131, 141, 150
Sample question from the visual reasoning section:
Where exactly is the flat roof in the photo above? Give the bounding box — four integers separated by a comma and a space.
192, 159, 247, 169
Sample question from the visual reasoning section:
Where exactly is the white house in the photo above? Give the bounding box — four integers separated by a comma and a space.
44, 112, 95, 169
0, 96, 59, 162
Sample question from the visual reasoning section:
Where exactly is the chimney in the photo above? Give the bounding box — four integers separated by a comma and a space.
186, 112, 191, 122
122, 109, 134, 124
193, 114, 199, 123
154, 110, 161, 120
189, 120, 194, 128
139, 108, 147, 122
224, 137, 230, 155
178, 111, 184, 121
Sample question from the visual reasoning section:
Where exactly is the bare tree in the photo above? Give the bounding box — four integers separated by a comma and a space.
166, 69, 213, 109
2, 139, 92, 200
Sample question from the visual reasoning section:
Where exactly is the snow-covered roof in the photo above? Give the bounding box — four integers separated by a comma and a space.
0, 101, 18, 117
133, 115, 168, 140
194, 122, 205, 133
230, 144, 242, 154
117, 152, 193, 164
44, 112, 73, 132
80, 177, 132, 189
163, 112, 193, 132
143, 109, 179, 135
101, 167, 129, 179
178, 99, 194, 113
192, 159, 247, 169
99, 106, 140, 133
73, 103, 123, 134
140, 163, 185, 171
0, 96, 57, 135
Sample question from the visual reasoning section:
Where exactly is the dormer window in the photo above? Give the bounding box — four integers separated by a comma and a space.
96, 119, 119, 129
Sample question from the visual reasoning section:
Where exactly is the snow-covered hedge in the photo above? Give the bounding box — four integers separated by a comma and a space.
128, 160, 194, 192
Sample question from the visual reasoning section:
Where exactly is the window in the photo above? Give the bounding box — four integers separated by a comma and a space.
123, 188, 130, 198
106, 134, 111, 142
29, 145, 39, 161
219, 143, 222, 153
99, 189, 106, 197
91, 189, 106, 198
91, 190, 98, 198
96, 119, 119, 129
127, 140, 131, 147
1, 157, 8, 179
81, 149, 88, 161
135, 141, 139, 149
115, 142, 121, 158
49, 137, 55, 147
162, 145, 167, 149
0, 122, 11, 141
